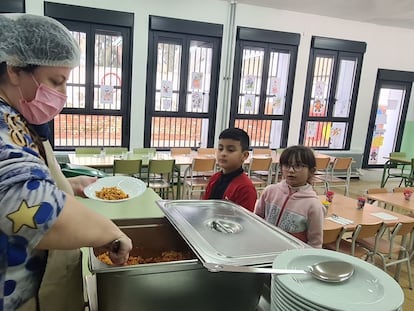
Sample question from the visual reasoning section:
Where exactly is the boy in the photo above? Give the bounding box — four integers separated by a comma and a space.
203, 128, 257, 211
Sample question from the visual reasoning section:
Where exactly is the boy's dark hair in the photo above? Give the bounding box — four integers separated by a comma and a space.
279, 145, 316, 169
219, 128, 250, 151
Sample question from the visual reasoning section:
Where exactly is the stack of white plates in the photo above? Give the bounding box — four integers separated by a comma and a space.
271, 249, 404, 311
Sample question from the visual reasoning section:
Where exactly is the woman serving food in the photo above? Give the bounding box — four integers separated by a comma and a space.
0, 14, 132, 311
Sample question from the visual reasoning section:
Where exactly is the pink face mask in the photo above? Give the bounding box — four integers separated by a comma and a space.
18, 76, 67, 125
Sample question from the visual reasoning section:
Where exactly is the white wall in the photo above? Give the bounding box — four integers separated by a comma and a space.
26, 0, 414, 151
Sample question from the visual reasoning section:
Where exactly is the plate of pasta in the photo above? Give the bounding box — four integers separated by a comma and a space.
84, 176, 146, 202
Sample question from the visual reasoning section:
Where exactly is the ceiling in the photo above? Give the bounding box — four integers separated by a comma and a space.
235, 0, 414, 30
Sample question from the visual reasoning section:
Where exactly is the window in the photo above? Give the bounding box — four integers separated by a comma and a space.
363, 70, 414, 168
145, 16, 222, 149
0, 0, 25, 13
45, 2, 133, 150
300, 36, 366, 150
230, 27, 300, 148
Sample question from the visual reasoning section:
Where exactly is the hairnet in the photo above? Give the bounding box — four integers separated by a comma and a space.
0, 14, 80, 68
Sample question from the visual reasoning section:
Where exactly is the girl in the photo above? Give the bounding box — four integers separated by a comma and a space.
254, 145, 325, 248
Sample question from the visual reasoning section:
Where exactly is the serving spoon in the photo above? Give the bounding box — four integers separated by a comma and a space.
203, 260, 354, 283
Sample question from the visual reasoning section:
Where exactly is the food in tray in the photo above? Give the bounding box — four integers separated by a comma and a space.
95, 186, 129, 200
97, 250, 192, 266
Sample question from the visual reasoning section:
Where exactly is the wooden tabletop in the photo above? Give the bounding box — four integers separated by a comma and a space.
365, 192, 414, 212
319, 194, 414, 231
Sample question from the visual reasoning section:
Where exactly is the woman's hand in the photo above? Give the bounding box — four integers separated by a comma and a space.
67, 176, 98, 197
106, 234, 133, 266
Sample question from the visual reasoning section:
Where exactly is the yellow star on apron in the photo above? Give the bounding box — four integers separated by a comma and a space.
7, 200, 40, 233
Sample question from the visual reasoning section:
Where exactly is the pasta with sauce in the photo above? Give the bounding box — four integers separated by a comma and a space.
95, 186, 129, 200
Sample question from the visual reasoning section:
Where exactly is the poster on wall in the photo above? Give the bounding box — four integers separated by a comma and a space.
100, 85, 113, 104
312, 99, 325, 114
162, 98, 172, 110
269, 77, 280, 96
191, 72, 203, 90
314, 80, 326, 98
244, 94, 255, 112
329, 123, 346, 149
245, 75, 255, 92
191, 92, 203, 110
375, 114, 387, 125
306, 122, 317, 138
272, 97, 283, 114
369, 148, 379, 163
161, 80, 173, 98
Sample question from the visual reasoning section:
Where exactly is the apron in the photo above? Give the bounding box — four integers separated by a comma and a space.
36, 141, 85, 311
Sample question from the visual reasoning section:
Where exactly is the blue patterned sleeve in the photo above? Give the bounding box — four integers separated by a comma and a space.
0, 146, 66, 250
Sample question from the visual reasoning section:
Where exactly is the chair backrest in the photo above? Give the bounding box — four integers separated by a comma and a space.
133, 147, 156, 155
113, 159, 142, 176
352, 222, 385, 256
104, 147, 128, 154
248, 157, 273, 172
332, 157, 353, 171
354, 222, 384, 240
323, 226, 345, 245
390, 151, 406, 158
391, 221, 414, 237
170, 147, 192, 156
148, 159, 175, 175
367, 188, 389, 194
197, 148, 216, 155
315, 157, 331, 172
75, 147, 101, 155
393, 187, 414, 193
192, 157, 216, 173
252, 148, 272, 155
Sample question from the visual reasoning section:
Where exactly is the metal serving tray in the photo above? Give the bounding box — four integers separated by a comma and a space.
157, 200, 307, 267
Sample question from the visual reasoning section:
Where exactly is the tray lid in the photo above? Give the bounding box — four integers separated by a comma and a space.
157, 200, 307, 266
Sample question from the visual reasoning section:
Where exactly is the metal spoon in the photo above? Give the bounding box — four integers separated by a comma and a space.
203, 260, 354, 283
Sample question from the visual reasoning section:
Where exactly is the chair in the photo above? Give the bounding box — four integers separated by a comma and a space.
170, 148, 192, 156
311, 157, 331, 194
336, 222, 385, 259
398, 158, 414, 187
317, 157, 353, 196
113, 159, 142, 178
252, 148, 272, 155
147, 159, 175, 199
75, 147, 101, 155
104, 147, 128, 155
322, 226, 346, 251
133, 147, 156, 155
247, 157, 273, 194
381, 152, 409, 187
183, 157, 216, 199
197, 148, 216, 155
357, 221, 414, 289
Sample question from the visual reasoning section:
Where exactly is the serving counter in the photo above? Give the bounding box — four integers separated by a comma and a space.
78, 190, 284, 311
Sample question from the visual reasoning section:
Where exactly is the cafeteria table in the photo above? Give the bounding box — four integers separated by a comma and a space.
320, 194, 414, 232
365, 191, 414, 213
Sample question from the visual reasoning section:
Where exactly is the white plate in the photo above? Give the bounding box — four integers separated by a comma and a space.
272, 249, 404, 311
84, 176, 146, 202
